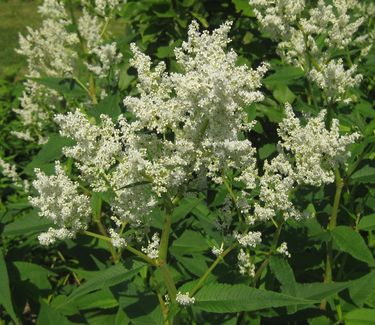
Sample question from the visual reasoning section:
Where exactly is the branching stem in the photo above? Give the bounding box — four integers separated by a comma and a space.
190, 244, 236, 297
83, 230, 157, 266
320, 169, 343, 310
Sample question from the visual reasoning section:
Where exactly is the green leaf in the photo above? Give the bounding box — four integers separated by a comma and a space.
172, 196, 203, 224
194, 283, 314, 313
12, 261, 56, 290
37, 302, 70, 325
344, 308, 375, 325
24, 134, 74, 175
349, 271, 375, 306
171, 230, 209, 254
3, 210, 53, 236
175, 254, 209, 277
272, 85, 296, 104
355, 101, 375, 119
351, 165, 375, 184
294, 281, 352, 300
0, 250, 19, 325
269, 256, 297, 296
358, 214, 375, 231
89, 93, 121, 123
56, 262, 145, 308
74, 289, 118, 310
91, 192, 103, 222
32, 77, 86, 99
233, 0, 254, 16
156, 44, 177, 59
331, 226, 375, 266
191, 12, 209, 28
263, 66, 304, 87
255, 102, 284, 123
258, 143, 276, 160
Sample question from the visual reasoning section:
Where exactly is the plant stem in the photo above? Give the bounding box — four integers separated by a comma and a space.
125, 245, 158, 266
328, 169, 343, 231
159, 212, 172, 263
96, 221, 117, 260
88, 75, 98, 104
100, 16, 111, 38
253, 219, 284, 287
308, 79, 318, 109
83, 230, 157, 266
252, 257, 270, 287
223, 178, 242, 220
190, 244, 236, 297
156, 290, 170, 325
73, 77, 92, 99
320, 169, 343, 310
326, 102, 333, 129
158, 210, 177, 303
150, 268, 170, 325
159, 263, 177, 302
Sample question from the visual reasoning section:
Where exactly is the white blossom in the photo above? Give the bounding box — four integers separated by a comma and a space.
237, 249, 255, 277
92, 0, 123, 16
234, 231, 262, 248
0, 158, 20, 183
78, 9, 103, 50
38, 0, 67, 19
309, 59, 362, 103
109, 228, 127, 248
38, 227, 75, 246
255, 103, 360, 221
278, 103, 360, 186
141, 233, 160, 259
250, 0, 368, 103
55, 110, 123, 191
124, 21, 267, 193
176, 292, 195, 306
86, 43, 123, 78
14, 0, 123, 141
29, 161, 91, 244
277, 242, 291, 258
212, 243, 224, 256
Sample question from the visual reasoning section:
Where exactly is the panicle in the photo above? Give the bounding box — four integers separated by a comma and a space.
141, 233, 160, 259
14, 0, 123, 141
176, 292, 195, 306
237, 249, 255, 277
250, 0, 368, 103
30, 161, 91, 245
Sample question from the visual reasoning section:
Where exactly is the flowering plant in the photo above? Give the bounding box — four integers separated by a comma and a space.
0, 0, 374, 324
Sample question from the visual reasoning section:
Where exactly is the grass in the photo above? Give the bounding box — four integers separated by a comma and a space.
0, 0, 40, 79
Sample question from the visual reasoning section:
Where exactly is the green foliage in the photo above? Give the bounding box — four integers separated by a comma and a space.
0, 0, 375, 324
194, 283, 314, 313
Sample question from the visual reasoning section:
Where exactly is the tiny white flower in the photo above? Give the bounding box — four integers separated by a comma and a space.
176, 292, 195, 306
277, 242, 291, 258
141, 233, 160, 259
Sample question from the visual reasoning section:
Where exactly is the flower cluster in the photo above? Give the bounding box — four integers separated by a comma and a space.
309, 59, 363, 103
29, 161, 92, 245
277, 242, 291, 258
0, 158, 20, 183
237, 249, 255, 277
28, 22, 360, 281
255, 103, 359, 221
249, 0, 371, 103
109, 228, 127, 248
142, 233, 160, 259
176, 292, 195, 306
14, 0, 123, 143
29, 21, 269, 248
124, 21, 268, 190
234, 231, 262, 248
